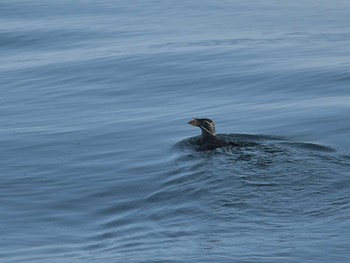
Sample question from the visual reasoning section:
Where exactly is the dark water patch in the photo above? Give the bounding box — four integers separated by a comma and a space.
140, 136, 350, 261
167, 133, 350, 228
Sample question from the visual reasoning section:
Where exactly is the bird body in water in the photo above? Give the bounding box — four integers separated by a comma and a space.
188, 118, 238, 151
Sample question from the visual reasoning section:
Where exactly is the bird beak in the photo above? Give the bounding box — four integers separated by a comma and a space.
188, 119, 200, 126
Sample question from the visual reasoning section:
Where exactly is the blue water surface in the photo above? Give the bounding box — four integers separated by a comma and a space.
1, 1, 350, 262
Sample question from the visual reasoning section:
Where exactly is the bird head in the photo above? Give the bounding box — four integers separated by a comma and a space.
188, 117, 216, 136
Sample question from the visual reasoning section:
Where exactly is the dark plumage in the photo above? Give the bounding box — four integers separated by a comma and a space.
188, 118, 236, 151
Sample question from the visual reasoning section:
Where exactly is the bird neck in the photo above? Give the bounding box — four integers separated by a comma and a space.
201, 130, 216, 142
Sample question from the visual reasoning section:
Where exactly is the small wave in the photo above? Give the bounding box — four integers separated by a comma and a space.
279, 141, 336, 153
161, 133, 350, 226
173, 133, 336, 154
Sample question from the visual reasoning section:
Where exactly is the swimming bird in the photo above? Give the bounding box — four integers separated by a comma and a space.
188, 118, 237, 151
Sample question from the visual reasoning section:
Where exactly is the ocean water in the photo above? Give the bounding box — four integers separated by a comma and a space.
1, 1, 350, 262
